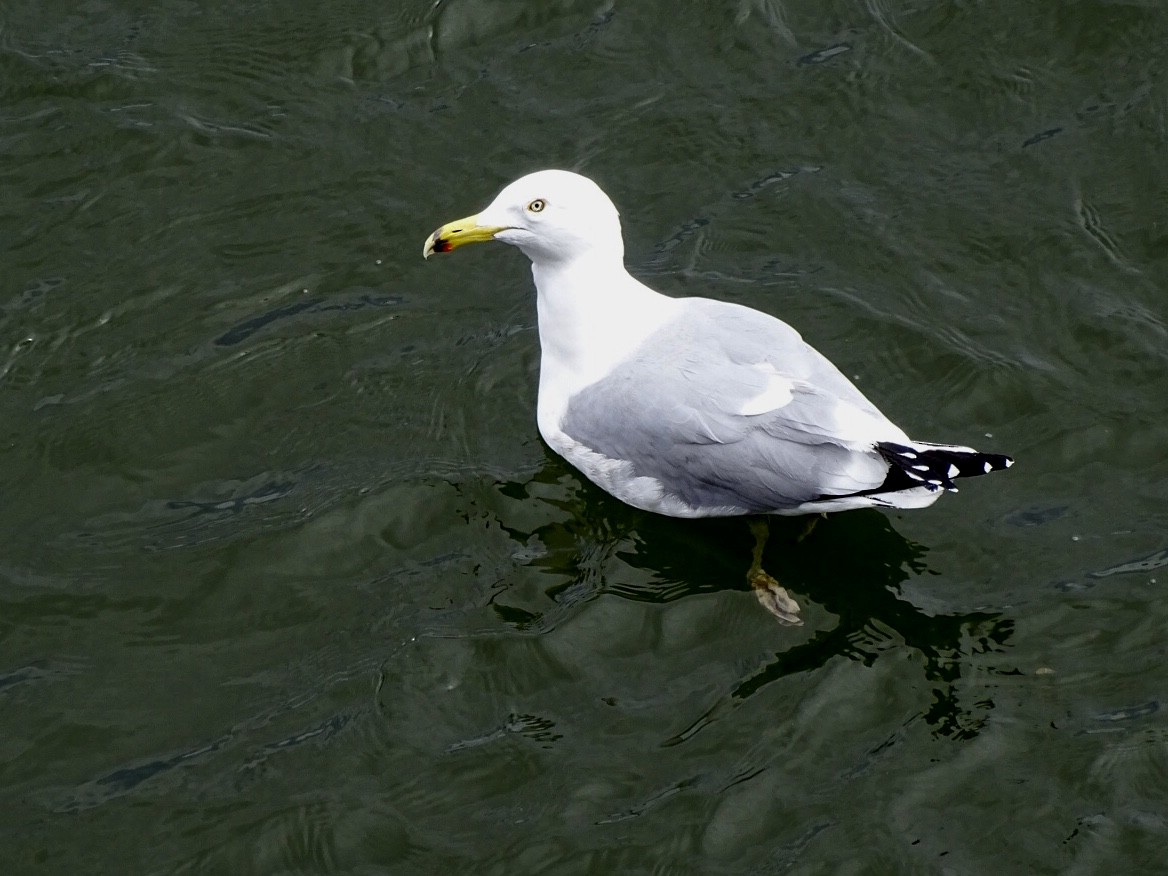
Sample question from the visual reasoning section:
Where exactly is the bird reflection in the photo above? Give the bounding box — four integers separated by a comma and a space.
489, 457, 1014, 742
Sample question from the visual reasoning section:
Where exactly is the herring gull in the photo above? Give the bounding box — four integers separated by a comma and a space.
423, 170, 1013, 622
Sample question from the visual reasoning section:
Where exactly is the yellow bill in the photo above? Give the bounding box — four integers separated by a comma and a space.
422, 214, 508, 259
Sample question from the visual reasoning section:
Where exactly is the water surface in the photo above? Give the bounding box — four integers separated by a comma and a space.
3, 1, 1167, 872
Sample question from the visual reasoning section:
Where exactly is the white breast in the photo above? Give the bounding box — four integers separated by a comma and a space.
531, 261, 682, 442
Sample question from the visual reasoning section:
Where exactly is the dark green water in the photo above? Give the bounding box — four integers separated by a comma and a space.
3, 1, 1167, 872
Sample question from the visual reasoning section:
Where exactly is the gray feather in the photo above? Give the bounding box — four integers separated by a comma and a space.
559, 298, 896, 513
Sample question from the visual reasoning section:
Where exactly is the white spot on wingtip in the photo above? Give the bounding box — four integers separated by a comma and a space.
982, 461, 993, 473
948, 464, 960, 477
1005, 458, 1015, 468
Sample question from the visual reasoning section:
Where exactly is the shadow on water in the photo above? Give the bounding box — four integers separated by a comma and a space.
658, 511, 1016, 746
493, 456, 1015, 743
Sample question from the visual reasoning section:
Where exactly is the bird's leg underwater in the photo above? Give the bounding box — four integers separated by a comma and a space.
748, 518, 803, 626
796, 513, 823, 544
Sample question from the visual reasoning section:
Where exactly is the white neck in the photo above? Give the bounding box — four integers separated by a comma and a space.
531, 253, 680, 436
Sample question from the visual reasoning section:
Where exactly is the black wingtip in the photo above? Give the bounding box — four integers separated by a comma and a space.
878, 442, 1015, 491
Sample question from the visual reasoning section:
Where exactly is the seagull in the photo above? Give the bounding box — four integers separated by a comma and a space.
423, 169, 1013, 623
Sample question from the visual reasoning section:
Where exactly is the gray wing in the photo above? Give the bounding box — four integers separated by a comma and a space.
560, 298, 904, 514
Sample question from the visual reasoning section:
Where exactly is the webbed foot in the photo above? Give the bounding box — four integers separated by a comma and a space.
749, 569, 803, 626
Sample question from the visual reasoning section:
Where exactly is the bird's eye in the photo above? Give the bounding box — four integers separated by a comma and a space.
527, 199, 546, 213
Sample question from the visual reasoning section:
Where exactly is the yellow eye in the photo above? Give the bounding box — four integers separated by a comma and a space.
527, 199, 546, 213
